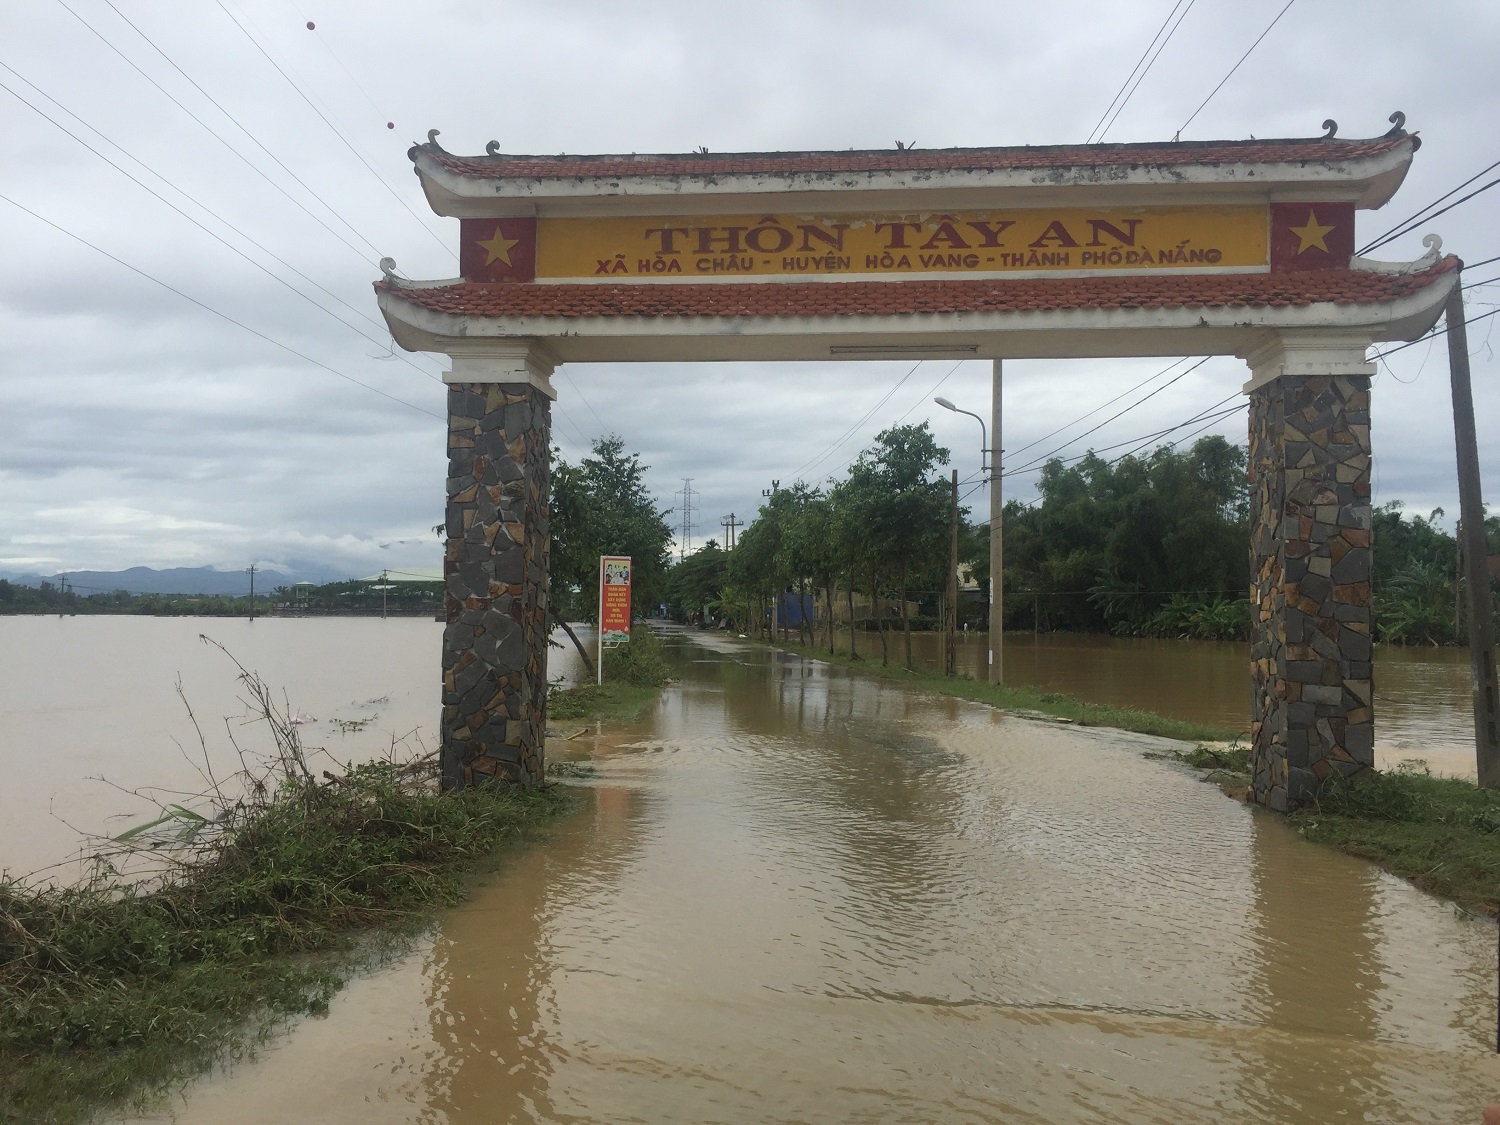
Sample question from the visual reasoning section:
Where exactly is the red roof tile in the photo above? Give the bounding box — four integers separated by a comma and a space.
377, 258, 1457, 321
416, 134, 1415, 181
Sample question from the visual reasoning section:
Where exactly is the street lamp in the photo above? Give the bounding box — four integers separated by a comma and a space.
935, 386, 1003, 684
934, 398, 989, 474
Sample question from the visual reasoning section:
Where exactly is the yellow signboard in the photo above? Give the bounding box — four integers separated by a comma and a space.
535, 206, 1267, 281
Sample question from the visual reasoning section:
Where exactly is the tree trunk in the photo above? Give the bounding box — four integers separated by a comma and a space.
900, 560, 912, 670
799, 578, 812, 646
549, 604, 595, 678
848, 580, 859, 659
873, 568, 888, 666
826, 575, 837, 654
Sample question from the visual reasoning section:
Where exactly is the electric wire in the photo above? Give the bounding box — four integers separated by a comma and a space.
213, 0, 456, 261
0, 70, 444, 387
95, 0, 394, 266
788, 360, 925, 480
1084, 0, 1191, 144
1358, 157, 1500, 254
1004, 357, 1212, 476
1004, 357, 1191, 461
0, 191, 442, 421
1371, 307, 1500, 360
54, 0, 385, 267
1176, 0, 1298, 137
293, 9, 392, 126
1092, 0, 1199, 143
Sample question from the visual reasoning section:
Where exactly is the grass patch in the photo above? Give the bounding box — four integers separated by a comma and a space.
1290, 762, 1500, 915
548, 626, 671, 725
746, 635, 1241, 744
0, 640, 573, 1124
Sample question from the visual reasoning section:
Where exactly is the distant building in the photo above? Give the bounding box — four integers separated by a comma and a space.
358, 567, 444, 583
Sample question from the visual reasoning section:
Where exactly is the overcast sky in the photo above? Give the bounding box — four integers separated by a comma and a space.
2, 0, 1497, 581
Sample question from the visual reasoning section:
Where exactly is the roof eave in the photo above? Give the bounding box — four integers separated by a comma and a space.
411, 139, 1415, 217
376, 268, 1454, 365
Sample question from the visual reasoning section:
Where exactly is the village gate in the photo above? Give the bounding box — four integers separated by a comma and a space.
377, 120, 1457, 812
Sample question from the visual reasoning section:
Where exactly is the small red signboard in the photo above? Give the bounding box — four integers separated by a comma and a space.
599, 554, 632, 655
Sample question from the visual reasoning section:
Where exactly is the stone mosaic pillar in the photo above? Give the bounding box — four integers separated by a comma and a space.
1248, 365, 1373, 812
441, 379, 551, 788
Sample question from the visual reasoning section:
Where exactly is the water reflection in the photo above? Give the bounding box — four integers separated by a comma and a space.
91, 631, 1500, 1123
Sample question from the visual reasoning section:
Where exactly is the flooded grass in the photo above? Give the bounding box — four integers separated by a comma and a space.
548, 626, 671, 726
752, 635, 1243, 743
1291, 762, 1500, 915
0, 754, 570, 1123
759, 634, 1500, 914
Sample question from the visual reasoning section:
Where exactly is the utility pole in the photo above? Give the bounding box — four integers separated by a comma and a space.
678, 477, 696, 561
381, 568, 389, 620
989, 359, 1004, 684
1444, 284, 1500, 788
246, 564, 256, 621
946, 469, 958, 677
722, 513, 743, 551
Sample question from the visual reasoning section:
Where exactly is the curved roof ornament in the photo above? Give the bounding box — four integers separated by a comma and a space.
1321, 119, 1337, 139
426, 129, 447, 152
379, 257, 400, 283
1384, 111, 1407, 137
486, 141, 501, 156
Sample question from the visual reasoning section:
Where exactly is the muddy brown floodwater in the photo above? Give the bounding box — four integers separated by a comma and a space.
101, 628, 1496, 1124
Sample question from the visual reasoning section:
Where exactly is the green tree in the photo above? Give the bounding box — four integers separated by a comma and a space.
665, 540, 729, 624
860, 423, 952, 669
550, 435, 674, 622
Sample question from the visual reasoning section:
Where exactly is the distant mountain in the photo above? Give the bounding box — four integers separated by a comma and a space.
0, 566, 325, 596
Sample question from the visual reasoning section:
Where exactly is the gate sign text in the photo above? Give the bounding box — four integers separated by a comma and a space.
456, 203, 1366, 284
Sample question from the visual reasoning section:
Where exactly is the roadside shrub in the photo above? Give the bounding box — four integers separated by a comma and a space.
1311, 760, 1500, 827
601, 625, 671, 687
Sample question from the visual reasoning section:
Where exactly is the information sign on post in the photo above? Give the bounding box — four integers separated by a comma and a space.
598, 556, 632, 684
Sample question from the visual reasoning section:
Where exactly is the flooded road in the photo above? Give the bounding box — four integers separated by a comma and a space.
112, 629, 1498, 1124
819, 628, 1477, 778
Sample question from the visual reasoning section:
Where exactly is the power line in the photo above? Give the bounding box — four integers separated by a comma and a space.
0, 70, 444, 388
53, 0, 385, 267
1176, 0, 1298, 138
562, 370, 608, 433
1005, 357, 1191, 462
1085, 0, 1191, 144
1005, 357, 1212, 476
1358, 157, 1500, 254
213, 0, 455, 261
1371, 306, 1500, 360
0, 191, 442, 421
94, 0, 396, 265
789, 360, 925, 479
295, 11, 394, 128
1090, 0, 1199, 143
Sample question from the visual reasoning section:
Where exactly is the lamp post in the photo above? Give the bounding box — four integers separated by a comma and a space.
936, 373, 1003, 684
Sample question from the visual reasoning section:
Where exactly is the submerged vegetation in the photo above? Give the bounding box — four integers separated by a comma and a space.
751, 633, 1240, 744
0, 642, 570, 1123
547, 626, 672, 725
1291, 762, 1500, 915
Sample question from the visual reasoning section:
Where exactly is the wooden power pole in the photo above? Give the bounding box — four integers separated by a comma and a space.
1445, 283, 1500, 788
989, 360, 1004, 683
947, 468, 958, 677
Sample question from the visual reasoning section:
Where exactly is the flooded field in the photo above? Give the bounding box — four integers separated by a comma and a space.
89, 628, 1496, 1124
0, 618, 1479, 879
